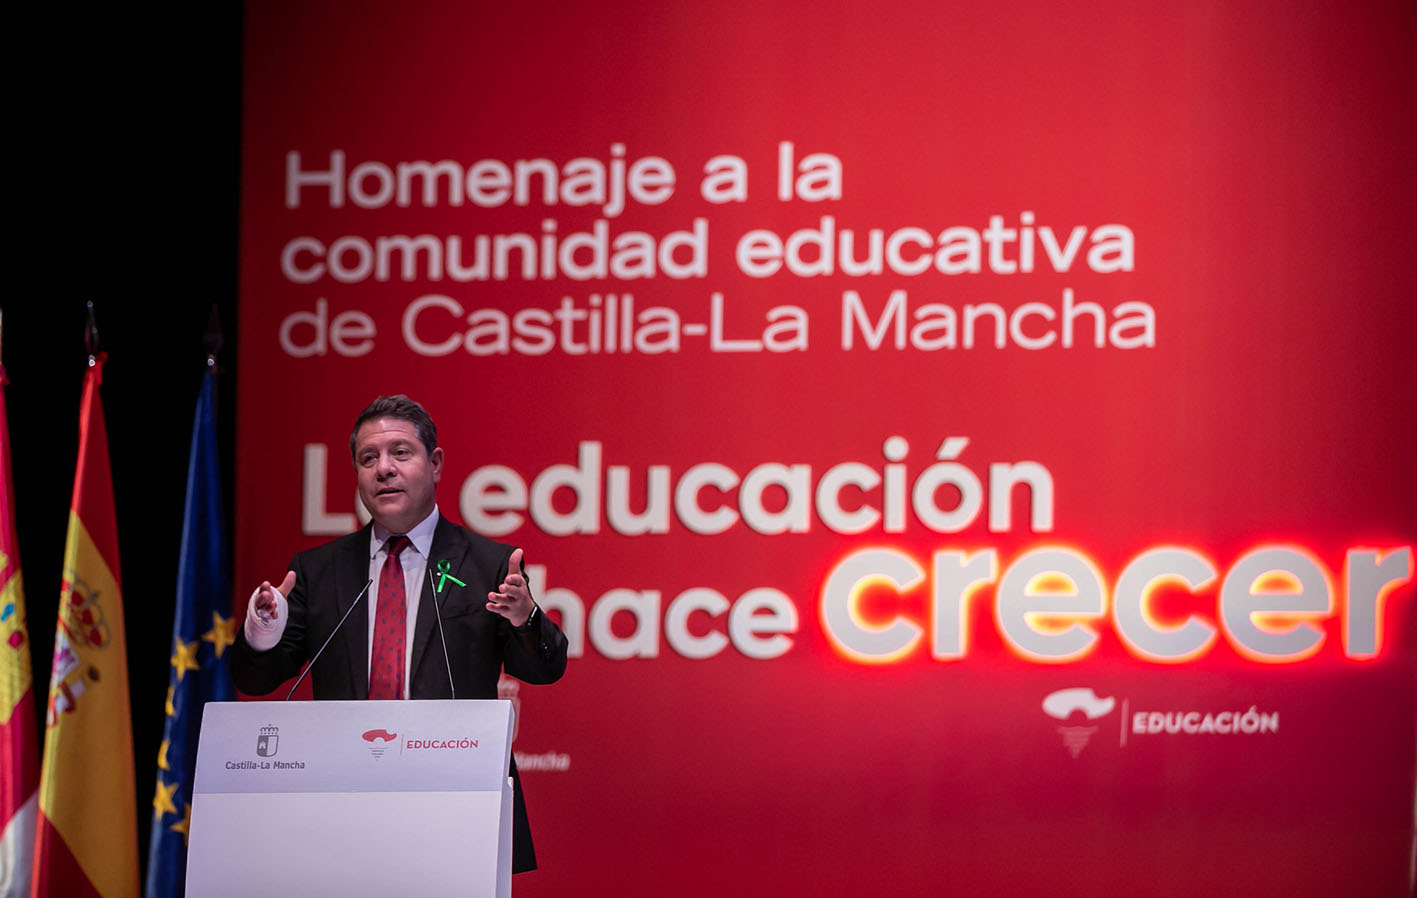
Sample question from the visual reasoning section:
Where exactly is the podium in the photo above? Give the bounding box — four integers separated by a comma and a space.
186, 700, 515, 897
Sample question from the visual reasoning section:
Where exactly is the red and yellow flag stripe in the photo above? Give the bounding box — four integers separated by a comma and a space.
32, 357, 138, 898
1, 362, 38, 898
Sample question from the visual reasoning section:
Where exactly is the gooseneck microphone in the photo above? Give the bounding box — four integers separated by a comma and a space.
428, 568, 457, 699
284, 578, 374, 701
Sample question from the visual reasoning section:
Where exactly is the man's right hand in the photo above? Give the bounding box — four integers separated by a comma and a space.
252, 571, 297, 621
245, 571, 296, 651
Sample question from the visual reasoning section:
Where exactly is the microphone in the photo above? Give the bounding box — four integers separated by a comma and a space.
428, 568, 457, 699
284, 578, 374, 701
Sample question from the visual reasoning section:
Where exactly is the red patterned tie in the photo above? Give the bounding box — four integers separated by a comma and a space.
370, 535, 411, 700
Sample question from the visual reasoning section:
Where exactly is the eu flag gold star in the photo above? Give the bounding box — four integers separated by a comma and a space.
201, 610, 235, 658
153, 779, 179, 818
165, 684, 176, 716
171, 638, 200, 682
158, 739, 171, 771
170, 801, 192, 844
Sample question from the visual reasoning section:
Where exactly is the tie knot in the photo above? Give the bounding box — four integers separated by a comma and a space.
384, 535, 410, 558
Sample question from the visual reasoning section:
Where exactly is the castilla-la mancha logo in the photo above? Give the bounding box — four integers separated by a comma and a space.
256, 725, 279, 757
1042, 688, 1115, 758
362, 728, 399, 759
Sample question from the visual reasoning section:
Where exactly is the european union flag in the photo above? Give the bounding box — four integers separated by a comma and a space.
146, 369, 234, 897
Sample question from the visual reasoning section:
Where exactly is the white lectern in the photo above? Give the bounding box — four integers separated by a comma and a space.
187, 700, 514, 897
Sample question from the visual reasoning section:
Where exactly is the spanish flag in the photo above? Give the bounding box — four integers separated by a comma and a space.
1, 360, 38, 897
32, 354, 138, 898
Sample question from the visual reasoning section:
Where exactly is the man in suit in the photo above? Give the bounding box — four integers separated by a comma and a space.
231, 394, 568, 874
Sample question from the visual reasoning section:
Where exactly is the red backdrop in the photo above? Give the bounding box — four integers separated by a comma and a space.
236, 2, 1417, 894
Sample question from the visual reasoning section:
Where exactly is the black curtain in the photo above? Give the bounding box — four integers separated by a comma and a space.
11, 2, 243, 876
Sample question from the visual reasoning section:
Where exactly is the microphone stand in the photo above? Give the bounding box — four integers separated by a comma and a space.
284, 579, 373, 701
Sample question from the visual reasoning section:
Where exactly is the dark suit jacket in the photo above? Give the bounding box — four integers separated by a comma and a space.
231, 516, 569, 873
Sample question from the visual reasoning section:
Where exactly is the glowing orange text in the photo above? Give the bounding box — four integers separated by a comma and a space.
819, 544, 1412, 664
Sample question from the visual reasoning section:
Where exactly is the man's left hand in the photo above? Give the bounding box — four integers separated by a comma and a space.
487, 547, 535, 628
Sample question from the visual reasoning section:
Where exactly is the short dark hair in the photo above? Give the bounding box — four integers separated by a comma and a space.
349, 395, 438, 460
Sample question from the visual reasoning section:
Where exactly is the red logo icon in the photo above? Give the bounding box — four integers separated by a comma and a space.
362, 728, 398, 759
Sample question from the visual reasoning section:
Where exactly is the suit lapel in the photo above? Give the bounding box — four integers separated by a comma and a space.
337, 527, 373, 700
410, 517, 470, 693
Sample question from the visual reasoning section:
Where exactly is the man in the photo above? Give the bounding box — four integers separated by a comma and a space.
231, 395, 568, 874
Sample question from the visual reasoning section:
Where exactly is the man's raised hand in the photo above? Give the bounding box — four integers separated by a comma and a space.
253, 571, 297, 622
486, 548, 534, 628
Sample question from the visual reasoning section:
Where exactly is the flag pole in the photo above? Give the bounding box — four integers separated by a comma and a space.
203, 305, 222, 372
84, 300, 100, 366
203, 305, 222, 417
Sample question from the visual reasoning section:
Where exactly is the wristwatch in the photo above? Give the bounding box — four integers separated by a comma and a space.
515, 604, 539, 633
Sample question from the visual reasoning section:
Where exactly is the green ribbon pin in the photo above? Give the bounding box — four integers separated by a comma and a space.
434, 559, 466, 594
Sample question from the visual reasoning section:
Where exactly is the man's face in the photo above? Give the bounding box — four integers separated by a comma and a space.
353, 417, 443, 534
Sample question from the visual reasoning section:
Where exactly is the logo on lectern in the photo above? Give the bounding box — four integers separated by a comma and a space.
256, 725, 279, 757
362, 728, 399, 759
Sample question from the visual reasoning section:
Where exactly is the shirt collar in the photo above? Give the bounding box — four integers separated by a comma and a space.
369, 505, 439, 560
